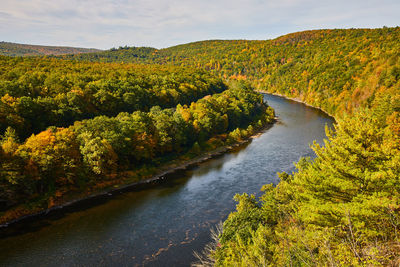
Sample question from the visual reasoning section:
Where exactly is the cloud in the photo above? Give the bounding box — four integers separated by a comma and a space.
0, 0, 399, 49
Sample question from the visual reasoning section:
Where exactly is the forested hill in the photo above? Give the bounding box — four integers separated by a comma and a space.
65, 27, 400, 117
60, 46, 157, 62
0, 57, 227, 140
0, 42, 100, 56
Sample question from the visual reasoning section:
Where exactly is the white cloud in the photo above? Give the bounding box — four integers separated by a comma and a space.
0, 0, 399, 49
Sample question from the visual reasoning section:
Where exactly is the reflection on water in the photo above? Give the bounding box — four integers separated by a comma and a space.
0, 94, 334, 267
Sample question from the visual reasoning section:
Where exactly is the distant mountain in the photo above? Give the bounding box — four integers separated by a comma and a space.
60, 46, 157, 62
0, 41, 101, 56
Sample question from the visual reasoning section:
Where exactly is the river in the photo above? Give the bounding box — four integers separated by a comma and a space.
0, 94, 334, 266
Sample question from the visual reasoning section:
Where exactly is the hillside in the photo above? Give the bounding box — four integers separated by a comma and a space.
0, 42, 101, 56
65, 27, 400, 117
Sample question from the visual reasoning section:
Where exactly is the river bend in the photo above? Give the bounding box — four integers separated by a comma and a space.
0, 94, 334, 266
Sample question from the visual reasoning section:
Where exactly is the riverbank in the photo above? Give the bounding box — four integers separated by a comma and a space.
0, 119, 275, 233
257, 90, 336, 119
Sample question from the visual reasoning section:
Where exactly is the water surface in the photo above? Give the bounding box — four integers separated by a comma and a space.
0, 94, 334, 266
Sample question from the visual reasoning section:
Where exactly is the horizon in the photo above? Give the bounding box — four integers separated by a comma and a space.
1, 26, 399, 51
1, 0, 400, 50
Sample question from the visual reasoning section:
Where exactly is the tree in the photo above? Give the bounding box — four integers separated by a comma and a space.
78, 132, 117, 176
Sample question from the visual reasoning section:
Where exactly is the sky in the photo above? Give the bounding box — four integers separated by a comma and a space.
0, 0, 399, 50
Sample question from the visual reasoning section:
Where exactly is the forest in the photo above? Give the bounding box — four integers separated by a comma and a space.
1, 26, 399, 265
0, 57, 274, 223
65, 27, 400, 117
0, 42, 100, 57
0, 57, 228, 139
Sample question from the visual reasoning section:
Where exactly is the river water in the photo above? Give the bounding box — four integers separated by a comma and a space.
0, 94, 334, 266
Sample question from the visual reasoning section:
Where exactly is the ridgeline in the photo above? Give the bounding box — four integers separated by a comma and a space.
0, 42, 100, 57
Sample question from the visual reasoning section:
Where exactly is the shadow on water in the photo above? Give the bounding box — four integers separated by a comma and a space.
0, 94, 334, 267
0, 139, 252, 240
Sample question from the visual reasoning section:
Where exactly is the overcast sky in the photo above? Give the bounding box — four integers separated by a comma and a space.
0, 0, 399, 49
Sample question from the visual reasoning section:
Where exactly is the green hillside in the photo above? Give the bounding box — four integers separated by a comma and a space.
66, 27, 400, 117
0, 42, 101, 56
